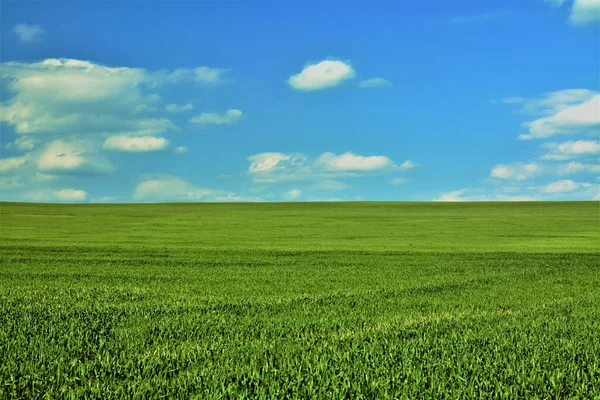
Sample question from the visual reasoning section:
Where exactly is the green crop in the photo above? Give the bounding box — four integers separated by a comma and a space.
1, 201, 599, 399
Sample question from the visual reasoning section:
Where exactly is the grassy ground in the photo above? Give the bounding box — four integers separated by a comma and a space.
1, 201, 599, 398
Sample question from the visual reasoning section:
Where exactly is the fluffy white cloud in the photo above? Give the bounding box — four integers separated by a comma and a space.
13, 23, 43, 42
490, 162, 543, 180
0, 154, 30, 172
190, 109, 243, 125
37, 140, 115, 174
519, 95, 600, 140
315, 152, 395, 171
541, 180, 582, 193
540, 140, 600, 160
53, 188, 87, 201
165, 103, 194, 113
359, 78, 392, 88
0, 58, 181, 136
103, 136, 170, 152
284, 188, 302, 200
570, 0, 600, 25
288, 60, 356, 91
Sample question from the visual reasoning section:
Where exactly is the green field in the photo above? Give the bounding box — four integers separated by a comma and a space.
1, 201, 599, 398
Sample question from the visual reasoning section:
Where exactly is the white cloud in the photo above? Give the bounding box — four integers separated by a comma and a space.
194, 67, 230, 84
165, 103, 194, 113
359, 78, 392, 88
247, 151, 412, 183
540, 140, 600, 160
390, 178, 408, 186
134, 175, 214, 201
248, 153, 295, 174
433, 189, 468, 202
557, 161, 586, 175
502, 89, 596, 115
53, 188, 87, 201
190, 109, 243, 125
541, 180, 581, 193
519, 95, 600, 140
284, 188, 302, 200
0, 154, 30, 172
134, 174, 256, 202
570, 0, 600, 25
312, 180, 351, 190
434, 188, 538, 202
37, 139, 115, 174
5, 136, 36, 151
174, 146, 188, 154
288, 60, 356, 91
13, 23, 43, 43
103, 136, 170, 152
0, 58, 180, 136
398, 160, 418, 170
315, 152, 395, 171
490, 162, 543, 180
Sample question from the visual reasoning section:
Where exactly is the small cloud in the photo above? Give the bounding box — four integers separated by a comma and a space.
165, 103, 194, 113
190, 109, 243, 125
490, 162, 543, 180
284, 188, 302, 200
312, 180, 351, 190
433, 189, 468, 202
397, 160, 418, 170
53, 188, 88, 202
359, 77, 392, 89
14, 23, 43, 43
569, 0, 600, 25
288, 60, 356, 91
316, 152, 395, 171
103, 136, 170, 152
5, 136, 36, 151
194, 66, 230, 84
174, 146, 188, 154
540, 180, 581, 193
0, 154, 30, 173
390, 178, 408, 186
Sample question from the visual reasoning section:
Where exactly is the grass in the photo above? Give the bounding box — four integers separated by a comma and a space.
0, 201, 599, 398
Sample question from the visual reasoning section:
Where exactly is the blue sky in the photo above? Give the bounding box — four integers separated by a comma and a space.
1, 0, 599, 202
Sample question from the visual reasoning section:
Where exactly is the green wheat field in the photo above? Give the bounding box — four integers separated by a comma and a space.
1, 201, 599, 398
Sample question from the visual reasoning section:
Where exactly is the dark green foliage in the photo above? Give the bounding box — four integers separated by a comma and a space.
1, 201, 599, 398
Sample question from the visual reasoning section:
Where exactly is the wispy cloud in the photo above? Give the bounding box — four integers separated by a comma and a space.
13, 23, 43, 43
